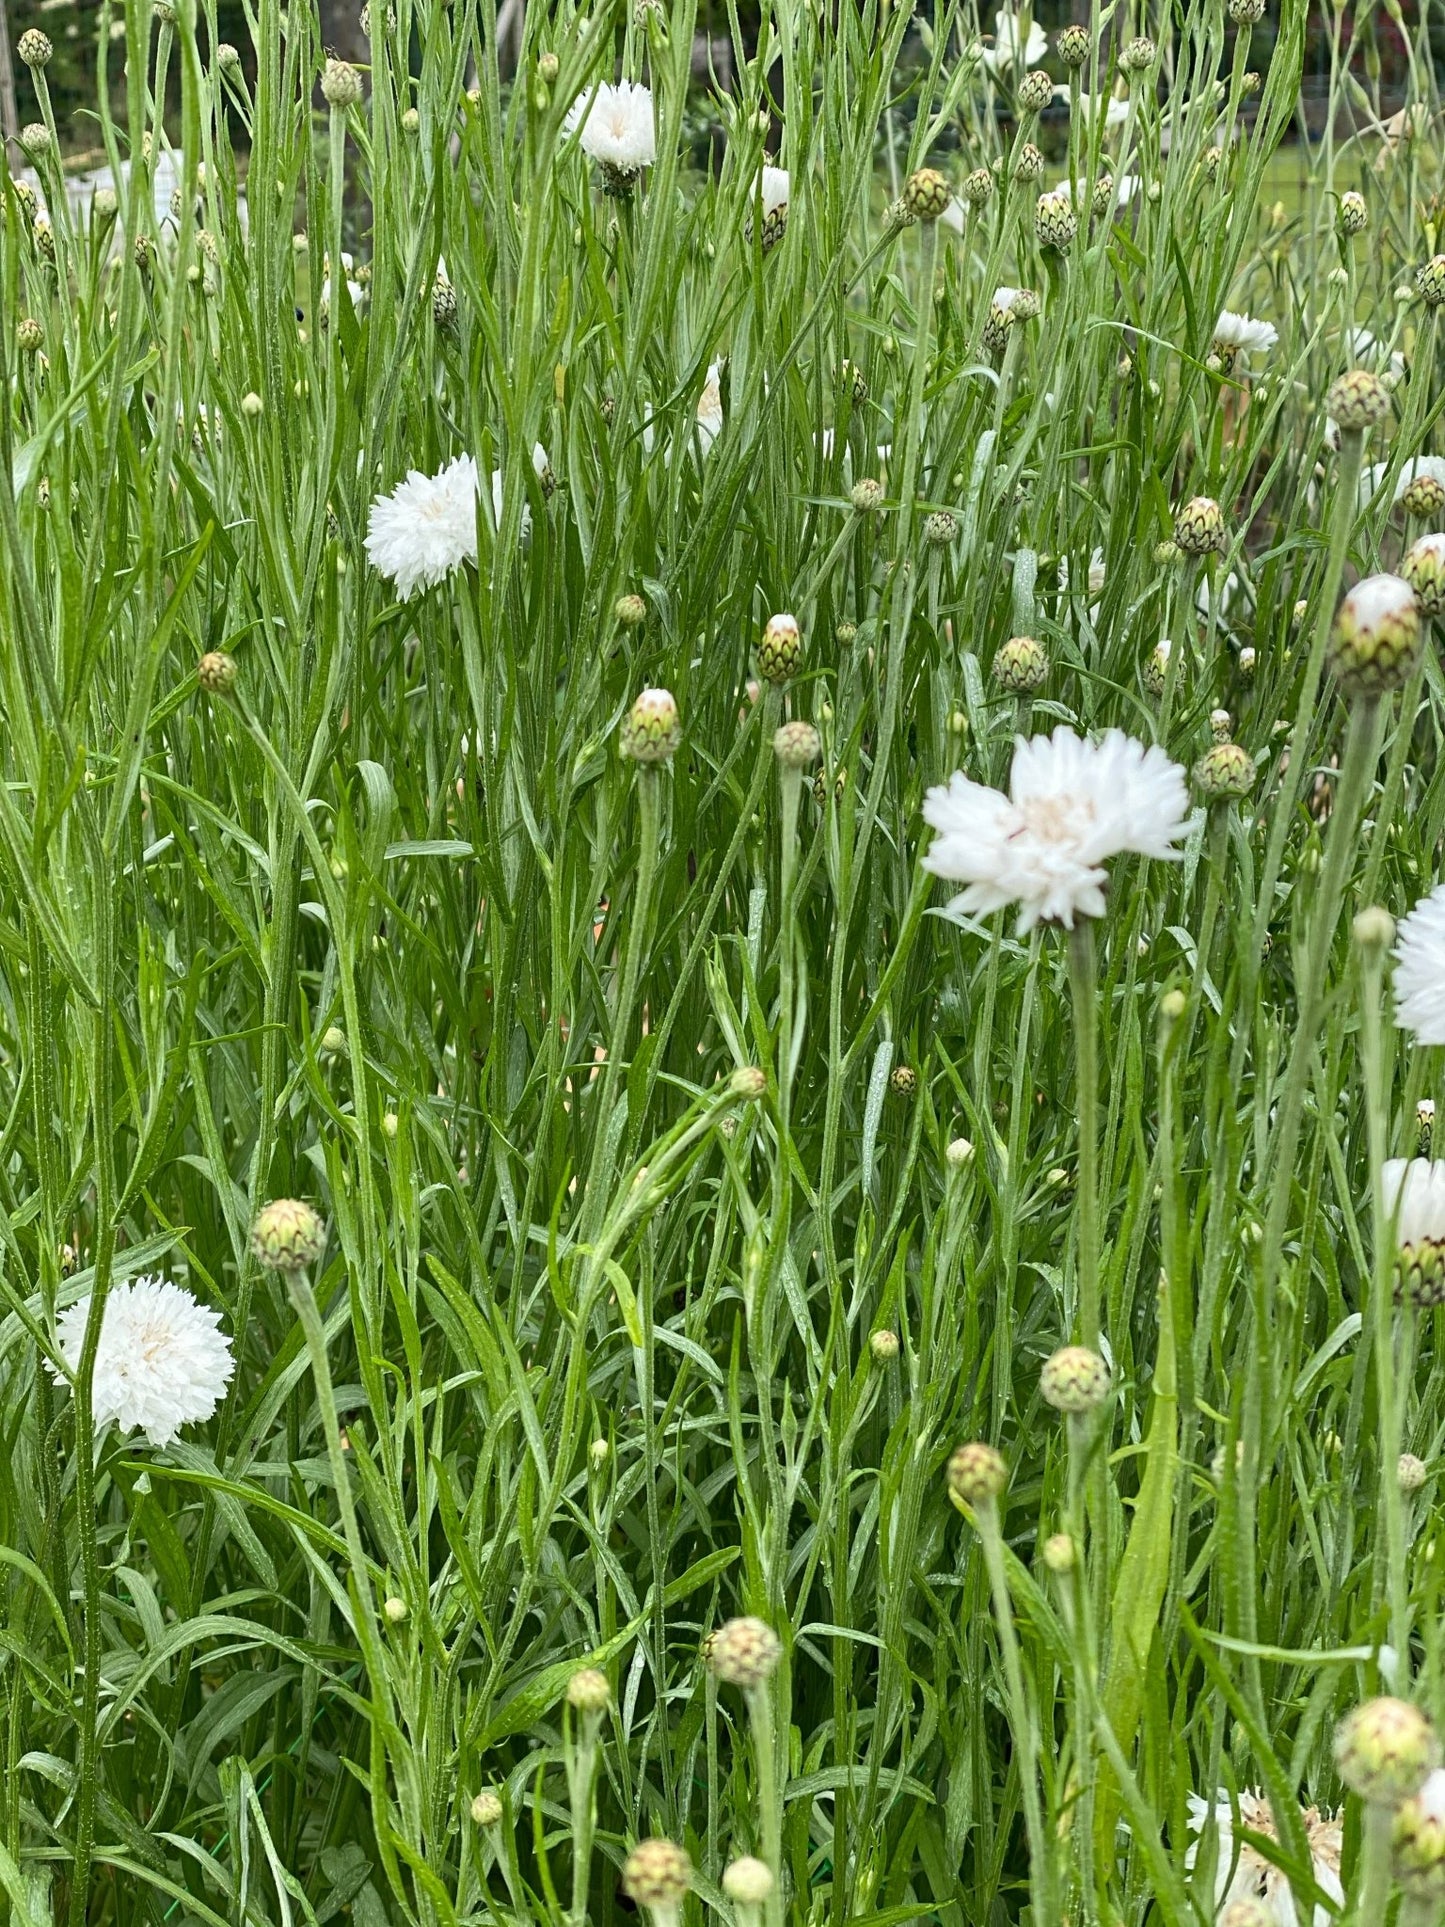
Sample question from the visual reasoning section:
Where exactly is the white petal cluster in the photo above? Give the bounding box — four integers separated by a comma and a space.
981, 9, 1047, 73
566, 80, 656, 173
53, 1276, 235, 1447
1213, 309, 1278, 359
1383, 1160, 1445, 1246
1185, 1790, 1342, 1927
1074, 92, 1131, 130
756, 166, 789, 217
922, 725, 1190, 933
366, 454, 481, 598
367, 445, 549, 596
1395, 884, 1445, 1043
696, 364, 724, 451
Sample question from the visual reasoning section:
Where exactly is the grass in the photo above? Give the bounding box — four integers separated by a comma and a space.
4, 0, 1445, 1923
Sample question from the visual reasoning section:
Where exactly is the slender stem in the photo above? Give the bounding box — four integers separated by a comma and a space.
1355, 1800, 1393, 1927
1259, 697, 1384, 1290
1066, 921, 1101, 1348
1250, 427, 1364, 970
747, 1683, 784, 1927
566, 1723, 600, 1927
975, 1501, 1055, 1923
1361, 932, 1409, 1667
581, 764, 663, 1246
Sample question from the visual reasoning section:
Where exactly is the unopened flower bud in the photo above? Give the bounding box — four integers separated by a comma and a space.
16, 317, 42, 354
1013, 142, 1044, 184
1041, 1532, 1075, 1572
1193, 740, 1254, 801
1327, 368, 1391, 431
623, 1841, 692, 1911
1393, 1775, 1445, 1897
1143, 637, 1175, 697
1353, 906, 1396, 952
707, 1616, 782, 1688
1420, 1098, 1436, 1158
722, 1858, 774, 1906
1035, 189, 1077, 252
1018, 68, 1053, 112
620, 688, 680, 762
870, 1329, 900, 1362
774, 721, 821, 769
1402, 476, 1445, 519
758, 612, 801, 684
590, 1437, 610, 1466
1238, 645, 1257, 676
614, 592, 647, 627
1418, 257, 1445, 307
538, 50, 560, 82
250, 1198, 326, 1272
1057, 24, 1090, 67
993, 635, 1049, 692
851, 477, 885, 514
17, 28, 52, 66
946, 1136, 974, 1169
217, 42, 242, 71
1404, 533, 1445, 615
471, 1790, 503, 1826
947, 1440, 1008, 1504
1339, 190, 1368, 235
1040, 1345, 1110, 1414
241, 390, 263, 417
19, 124, 50, 162
383, 1595, 408, 1623
1173, 495, 1226, 555
1328, 573, 1420, 696
963, 166, 993, 206
1399, 1453, 1429, 1494
890, 1064, 917, 1097
321, 58, 364, 107
567, 1666, 612, 1713
904, 168, 952, 222
1335, 1698, 1439, 1805
197, 649, 237, 695
924, 510, 958, 547
1121, 34, 1155, 70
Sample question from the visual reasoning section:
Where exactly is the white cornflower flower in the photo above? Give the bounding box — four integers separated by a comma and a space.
1383, 1158, 1445, 1246
52, 1277, 235, 1448
1185, 1790, 1342, 1927
756, 165, 789, 218
1396, 885, 1445, 1043
696, 363, 724, 451
565, 79, 656, 175
1074, 92, 1131, 129
922, 725, 1190, 933
1212, 309, 1278, 366
365, 454, 481, 598
982, 8, 1048, 74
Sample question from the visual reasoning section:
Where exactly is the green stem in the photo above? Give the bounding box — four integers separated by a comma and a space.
747, 1682, 784, 1927
1259, 697, 1384, 1291
1362, 933, 1409, 1667
1250, 426, 1364, 970
581, 763, 663, 1247
1355, 1800, 1393, 1927
1066, 920, 1101, 1349
975, 1501, 1055, 1923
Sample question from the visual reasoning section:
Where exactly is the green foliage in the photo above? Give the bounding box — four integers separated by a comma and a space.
3, 0, 1445, 1923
